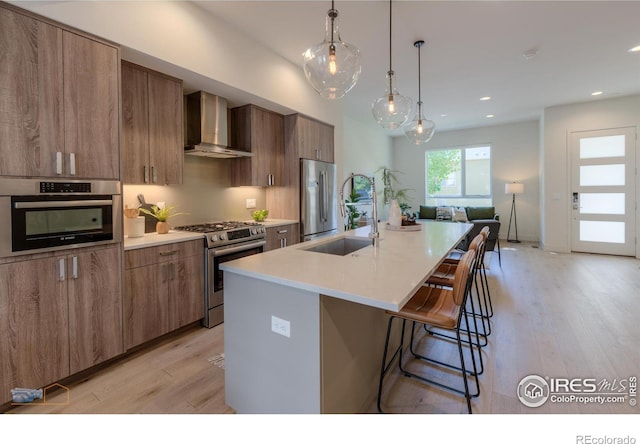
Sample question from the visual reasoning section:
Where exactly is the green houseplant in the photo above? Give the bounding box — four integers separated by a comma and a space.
138, 205, 187, 234
344, 188, 362, 230
375, 167, 413, 214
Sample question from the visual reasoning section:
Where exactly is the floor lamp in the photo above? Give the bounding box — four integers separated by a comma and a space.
505, 182, 524, 243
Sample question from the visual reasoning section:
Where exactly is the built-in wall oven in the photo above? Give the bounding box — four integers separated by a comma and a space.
174, 221, 266, 328
0, 178, 122, 258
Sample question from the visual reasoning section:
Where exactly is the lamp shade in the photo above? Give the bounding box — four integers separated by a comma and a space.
505, 182, 524, 195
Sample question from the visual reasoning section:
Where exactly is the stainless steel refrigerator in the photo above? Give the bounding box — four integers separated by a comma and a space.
300, 158, 338, 241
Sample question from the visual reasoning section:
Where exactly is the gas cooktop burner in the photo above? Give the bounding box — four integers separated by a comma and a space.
174, 221, 262, 233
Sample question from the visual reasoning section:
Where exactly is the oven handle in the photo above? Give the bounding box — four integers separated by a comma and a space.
212, 240, 266, 257
14, 199, 113, 209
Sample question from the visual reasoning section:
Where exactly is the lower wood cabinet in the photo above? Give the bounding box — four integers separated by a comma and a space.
265, 223, 299, 251
124, 239, 204, 349
0, 244, 123, 405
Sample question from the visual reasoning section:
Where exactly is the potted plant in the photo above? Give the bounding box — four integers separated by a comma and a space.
344, 188, 362, 230
375, 167, 414, 214
138, 205, 187, 234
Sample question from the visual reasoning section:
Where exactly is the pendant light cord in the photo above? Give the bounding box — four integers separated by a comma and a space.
388, 0, 392, 73
417, 41, 422, 112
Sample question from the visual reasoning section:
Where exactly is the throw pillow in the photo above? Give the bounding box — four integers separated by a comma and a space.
419, 205, 437, 219
436, 206, 453, 221
465, 206, 496, 221
452, 207, 469, 222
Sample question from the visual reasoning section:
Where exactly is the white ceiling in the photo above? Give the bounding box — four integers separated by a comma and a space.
192, 0, 640, 134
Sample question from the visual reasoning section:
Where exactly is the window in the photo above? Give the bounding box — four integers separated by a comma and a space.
425, 145, 492, 206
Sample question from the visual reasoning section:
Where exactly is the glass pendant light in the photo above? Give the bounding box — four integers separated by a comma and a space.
371, 0, 412, 129
404, 40, 436, 144
303, 0, 362, 100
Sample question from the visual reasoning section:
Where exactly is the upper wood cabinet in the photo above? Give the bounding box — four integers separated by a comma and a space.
121, 61, 184, 185
0, 5, 119, 179
287, 114, 334, 163
230, 105, 284, 187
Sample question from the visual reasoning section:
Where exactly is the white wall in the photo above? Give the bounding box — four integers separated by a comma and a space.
342, 116, 393, 223
393, 120, 541, 242
541, 94, 640, 253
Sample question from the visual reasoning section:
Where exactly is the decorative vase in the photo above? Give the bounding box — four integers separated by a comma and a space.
388, 199, 402, 227
156, 221, 170, 234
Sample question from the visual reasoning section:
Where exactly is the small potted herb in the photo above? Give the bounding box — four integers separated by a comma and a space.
138, 205, 187, 234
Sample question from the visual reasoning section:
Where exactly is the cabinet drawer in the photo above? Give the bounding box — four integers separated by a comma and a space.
125, 239, 203, 269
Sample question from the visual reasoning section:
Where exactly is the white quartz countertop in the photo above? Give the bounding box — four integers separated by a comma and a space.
124, 231, 204, 250
244, 219, 298, 228
221, 221, 472, 312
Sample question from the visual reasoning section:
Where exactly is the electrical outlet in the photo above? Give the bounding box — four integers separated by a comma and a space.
271, 316, 290, 338
246, 198, 257, 209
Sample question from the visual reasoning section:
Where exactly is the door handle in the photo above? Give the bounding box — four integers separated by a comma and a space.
71, 256, 78, 279
56, 152, 63, 175
69, 153, 76, 176
58, 258, 65, 281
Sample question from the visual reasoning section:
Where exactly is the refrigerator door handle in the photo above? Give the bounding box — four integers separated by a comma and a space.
319, 171, 325, 222
323, 171, 329, 223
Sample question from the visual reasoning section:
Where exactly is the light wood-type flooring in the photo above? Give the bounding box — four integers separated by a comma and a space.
7, 242, 640, 414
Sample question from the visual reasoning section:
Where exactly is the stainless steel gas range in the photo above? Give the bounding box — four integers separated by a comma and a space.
174, 221, 266, 328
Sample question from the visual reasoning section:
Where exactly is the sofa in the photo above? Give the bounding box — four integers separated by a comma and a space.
417, 205, 501, 265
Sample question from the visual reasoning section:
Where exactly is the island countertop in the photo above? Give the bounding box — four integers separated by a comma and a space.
221, 221, 472, 312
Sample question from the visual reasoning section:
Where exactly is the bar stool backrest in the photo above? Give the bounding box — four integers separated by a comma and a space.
453, 249, 476, 306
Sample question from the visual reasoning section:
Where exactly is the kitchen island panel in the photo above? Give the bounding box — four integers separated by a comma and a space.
224, 272, 321, 413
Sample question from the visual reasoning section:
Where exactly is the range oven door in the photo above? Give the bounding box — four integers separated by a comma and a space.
205, 240, 266, 328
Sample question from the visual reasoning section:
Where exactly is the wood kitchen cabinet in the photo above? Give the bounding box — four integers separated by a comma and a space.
121, 61, 183, 185
266, 114, 335, 220
0, 4, 119, 179
286, 114, 334, 163
265, 223, 299, 251
124, 239, 204, 349
230, 105, 284, 187
0, 244, 123, 405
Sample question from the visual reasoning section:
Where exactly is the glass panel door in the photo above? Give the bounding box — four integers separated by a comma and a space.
571, 128, 636, 256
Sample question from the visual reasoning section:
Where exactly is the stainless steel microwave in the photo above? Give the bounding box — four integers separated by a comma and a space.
0, 178, 122, 258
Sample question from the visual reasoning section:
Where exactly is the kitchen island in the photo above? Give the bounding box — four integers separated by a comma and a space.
221, 221, 472, 413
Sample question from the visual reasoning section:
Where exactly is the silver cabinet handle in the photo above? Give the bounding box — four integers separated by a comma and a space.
58, 258, 65, 281
159, 250, 177, 257
152, 165, 157, 183
161, 264, 167, 282
144, 165, 149, 183
69, 152, 76, 176
283, 238, 287, 247
277, 229, 288, 234
71, 256, 78, 279
56, 152, 63, 175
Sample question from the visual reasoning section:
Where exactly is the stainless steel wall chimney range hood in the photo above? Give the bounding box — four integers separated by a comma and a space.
184, 91, 253, 159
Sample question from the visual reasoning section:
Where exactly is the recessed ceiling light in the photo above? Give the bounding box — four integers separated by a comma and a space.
486, 114, 495, 118
628, 45, 640, 53
480, 96, 491, 101
591, 91, 603, 96
440, 114, 448, 117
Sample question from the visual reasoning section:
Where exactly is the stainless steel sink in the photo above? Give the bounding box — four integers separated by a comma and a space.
302, 237, 372, 256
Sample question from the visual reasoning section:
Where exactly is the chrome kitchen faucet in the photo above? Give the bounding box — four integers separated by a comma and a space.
339, 173, 379, 247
